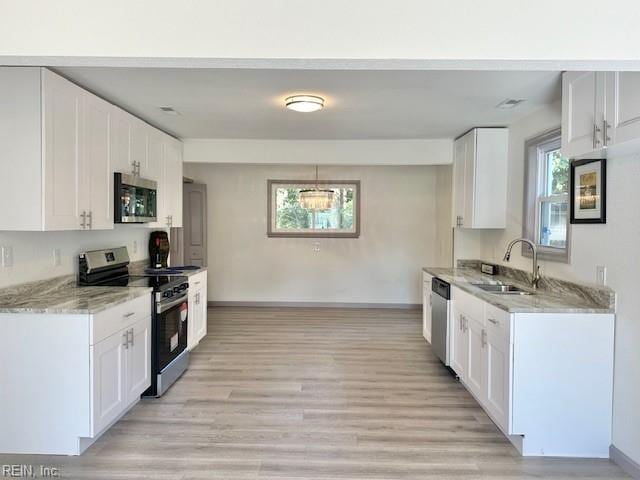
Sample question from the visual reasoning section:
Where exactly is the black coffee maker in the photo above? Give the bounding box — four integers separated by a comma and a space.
149, 231, 170, 269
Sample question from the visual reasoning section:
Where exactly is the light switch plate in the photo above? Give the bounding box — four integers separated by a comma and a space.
596, 266, 607, 285
1, 246, 13, 267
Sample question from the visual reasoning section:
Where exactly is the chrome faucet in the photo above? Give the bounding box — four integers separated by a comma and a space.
503, 238, 541, 290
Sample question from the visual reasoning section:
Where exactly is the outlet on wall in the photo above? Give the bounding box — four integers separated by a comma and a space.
313, 242, 321, 252
52, 248, 61, 267
596, 265, 607, 285
1, 246, 14, 267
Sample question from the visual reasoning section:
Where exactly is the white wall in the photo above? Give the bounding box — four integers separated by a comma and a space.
2, 1, 640, 70
185, 139, 452, 166
184, 163, 450, 305
0, 226, 154, 288
454, 102, 640, 466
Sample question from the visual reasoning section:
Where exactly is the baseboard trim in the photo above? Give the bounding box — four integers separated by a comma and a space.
208, 301, 421, 310
611, 445, 640, 479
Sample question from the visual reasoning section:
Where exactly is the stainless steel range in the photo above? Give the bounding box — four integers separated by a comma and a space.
78, 246, 189, 397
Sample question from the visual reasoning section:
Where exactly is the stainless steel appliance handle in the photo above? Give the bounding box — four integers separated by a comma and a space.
157, 293, 188, 314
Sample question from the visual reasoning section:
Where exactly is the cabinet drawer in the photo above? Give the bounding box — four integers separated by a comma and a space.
485, 303, 511, 339
189, 271, 207, 289
90, 295, 152, 345
452, 286, 484, 322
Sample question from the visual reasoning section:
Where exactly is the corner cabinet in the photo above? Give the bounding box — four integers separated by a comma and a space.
187, 270, 208, 350
449, 285, 614, 458
0, 66, 183, 231
451, 128, 508, 229
0, 294, 151, 455
562, 71, 640, 159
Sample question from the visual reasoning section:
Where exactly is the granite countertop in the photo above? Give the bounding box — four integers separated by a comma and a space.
0, 276, 152, 315
423, 266, 615, 314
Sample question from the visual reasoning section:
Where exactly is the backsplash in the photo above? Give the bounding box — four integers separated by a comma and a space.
0, 226, 158, 288
457, 259, 616, 311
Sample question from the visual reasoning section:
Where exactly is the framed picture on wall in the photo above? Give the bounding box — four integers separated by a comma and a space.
570, 158, 606, 224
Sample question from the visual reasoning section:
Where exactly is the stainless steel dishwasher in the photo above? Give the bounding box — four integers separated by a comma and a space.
431, 277, 451, 365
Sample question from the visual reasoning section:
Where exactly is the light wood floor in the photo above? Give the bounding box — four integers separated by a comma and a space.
1, 307, 629, 479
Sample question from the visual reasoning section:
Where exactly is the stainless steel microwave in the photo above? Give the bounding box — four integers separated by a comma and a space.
114, 172, 157, 223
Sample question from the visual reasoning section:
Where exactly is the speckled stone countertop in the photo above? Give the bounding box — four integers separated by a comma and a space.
423, 264, 615, 314
0, 276, 152, 315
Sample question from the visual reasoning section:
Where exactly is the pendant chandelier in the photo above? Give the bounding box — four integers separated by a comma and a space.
299, 165, 335, 211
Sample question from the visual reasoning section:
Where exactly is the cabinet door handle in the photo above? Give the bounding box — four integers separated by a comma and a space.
488, 317, 498, 325
87, 211, 93, 229
593, 123, 602, 148
481, 329, 487, 348
123, 312, 135, 319
80, 211, 86, 229
604, 119, 611, 145
128, 328, 134, 347
122, 331, 128, 349
464, 317, 468, 332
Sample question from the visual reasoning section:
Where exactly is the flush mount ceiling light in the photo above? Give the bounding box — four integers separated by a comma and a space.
285, 95, 325, 113
299, 166, 335, 210
496, 99, 526, 109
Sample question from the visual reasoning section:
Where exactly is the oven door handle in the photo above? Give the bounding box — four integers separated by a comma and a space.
157, 293, 188, 314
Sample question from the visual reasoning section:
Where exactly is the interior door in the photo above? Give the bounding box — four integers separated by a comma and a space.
83, 93, 113, 230
464, 314, 486, 402
126, 317, 151, 401
183, 183, 208, 267
42, 69, 82, 230
90, 330, 127, 435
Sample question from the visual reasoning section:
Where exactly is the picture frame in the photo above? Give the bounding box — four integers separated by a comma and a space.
267, 180, 361, 238
570, 158, 606, 224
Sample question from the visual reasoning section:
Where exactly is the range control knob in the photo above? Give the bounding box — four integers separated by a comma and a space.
174, 286, 181, 293
163, 290, 173, 298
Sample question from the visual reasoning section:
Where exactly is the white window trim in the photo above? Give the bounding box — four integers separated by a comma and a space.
522, 128, 571, 263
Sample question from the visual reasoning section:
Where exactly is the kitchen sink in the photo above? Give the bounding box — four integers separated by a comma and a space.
471, 283, 533, 295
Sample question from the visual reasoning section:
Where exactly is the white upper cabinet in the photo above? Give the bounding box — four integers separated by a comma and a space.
562, 71, 640, 158
605, 72, 640, 146
42, 68, 83, 230
149, 135, 184, 229
561, 72, 605, 159
82, 91, 113, 230
0, 67, 182, 231
451, 128, 508, 229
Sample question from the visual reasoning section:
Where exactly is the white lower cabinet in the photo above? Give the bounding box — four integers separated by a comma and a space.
187, 271, 208, 350
422, 272, 433, 343
448, 286, 614, 458
0, 295, 151, 455
90, 309, 151, 438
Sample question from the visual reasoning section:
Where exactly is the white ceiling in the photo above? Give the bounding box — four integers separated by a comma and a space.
56, 68, 561, 140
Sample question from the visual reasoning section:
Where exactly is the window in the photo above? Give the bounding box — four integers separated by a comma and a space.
523, 129, 570, 262
267, 180, 360, 237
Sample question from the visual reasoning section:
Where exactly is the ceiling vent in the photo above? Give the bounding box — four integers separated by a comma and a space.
496, 99, 525, 109
159, 106, 180, 116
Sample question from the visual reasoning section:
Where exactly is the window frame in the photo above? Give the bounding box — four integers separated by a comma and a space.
267, 179, 361, 238
522, 128, 571, 263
